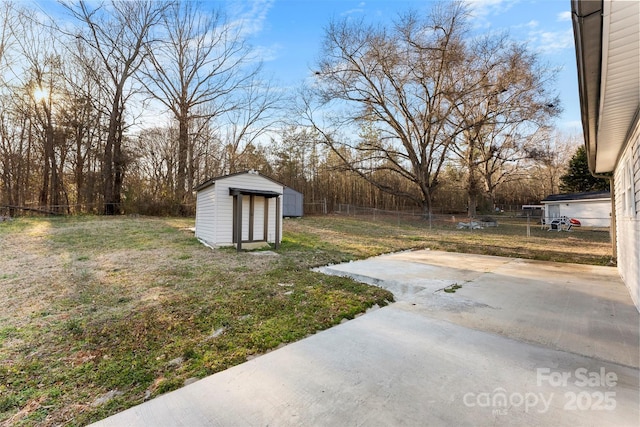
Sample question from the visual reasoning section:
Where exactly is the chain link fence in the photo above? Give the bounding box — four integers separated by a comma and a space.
331, 203, 612, 232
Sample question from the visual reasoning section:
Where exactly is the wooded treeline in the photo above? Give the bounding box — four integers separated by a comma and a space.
0, 1, 578, 217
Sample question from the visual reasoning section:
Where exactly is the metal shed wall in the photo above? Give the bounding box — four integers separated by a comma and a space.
283, 187, 304, 217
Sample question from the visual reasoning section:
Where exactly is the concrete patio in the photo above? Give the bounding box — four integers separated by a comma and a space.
91, 250, 639, 426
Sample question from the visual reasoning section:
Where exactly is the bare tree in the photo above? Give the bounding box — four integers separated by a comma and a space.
141, 1, 277, 212
0, 2, 15, 77
8, 6, 72, 212
218, 75, 281, 174
0, 2, 19, 212
449, 34, 560, 215
301, 1, 563, 217
301, 3, 479, 216
190, 116, 224, 183
270, 126, 318, 188
527, 130, 579, 197
59, 43, 108, 213
65, 0, 168, 214
139, 127, 177, 189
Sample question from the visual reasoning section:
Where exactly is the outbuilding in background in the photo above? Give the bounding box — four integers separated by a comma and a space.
283, 187, 304, 217
194, 171, 284, 251
541, 191, 611, 227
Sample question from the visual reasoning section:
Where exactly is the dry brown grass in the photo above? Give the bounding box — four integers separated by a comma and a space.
0, 213, 612, 426
0, 216, 390, 426
284, 213, 614, 265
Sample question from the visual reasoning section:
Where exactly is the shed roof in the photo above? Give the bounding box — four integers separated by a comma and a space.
228, 187, 281, 198
194, 171, 285, 192
284, 186, 303, 196
541, 191, 611, 203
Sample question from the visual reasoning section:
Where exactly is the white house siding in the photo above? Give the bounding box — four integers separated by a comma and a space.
546, 204, 560, 219
195, 184, 216, 246
209, 173, 283, 246
615, 133, 640, 310
543, 200, 611, 227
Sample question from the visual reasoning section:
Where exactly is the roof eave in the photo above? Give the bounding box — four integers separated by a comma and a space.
571, 0, 603, 174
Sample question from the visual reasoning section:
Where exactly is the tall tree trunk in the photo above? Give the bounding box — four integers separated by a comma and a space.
75, 127, 84, 212
467, 191, 477, 217
177, 109, 188, 215
467, 145, 478, 217
102, 138, 114, 214
39, 116, 54, 209
50, 141, 59, 212
112, 111, 124, 214
23, 118, 32, 209
421, 187, 432, 219
103, 87, 123, 215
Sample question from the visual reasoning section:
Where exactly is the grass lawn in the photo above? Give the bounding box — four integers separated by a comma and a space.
0, 214, 613, 425
284, 213, 614, 266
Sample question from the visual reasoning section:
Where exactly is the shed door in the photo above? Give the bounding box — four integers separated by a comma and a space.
232, 195, 252, 243
548, 204, 560, 219
232, 195, 265, 242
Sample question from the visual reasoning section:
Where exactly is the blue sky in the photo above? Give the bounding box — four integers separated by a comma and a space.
33, 0, 579, 133
226, 0, 580, 132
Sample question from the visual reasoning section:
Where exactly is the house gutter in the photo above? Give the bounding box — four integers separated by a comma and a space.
571, 0, 603, 176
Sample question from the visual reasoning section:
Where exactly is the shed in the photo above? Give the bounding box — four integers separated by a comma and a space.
541, 191, 611, 227
283, 187, 304, 217
194, 171, 284, 251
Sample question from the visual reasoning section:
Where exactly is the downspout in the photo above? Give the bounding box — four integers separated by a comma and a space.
608, 180, 616, 261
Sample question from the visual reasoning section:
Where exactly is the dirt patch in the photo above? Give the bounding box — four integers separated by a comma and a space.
1, 228, 73, 322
